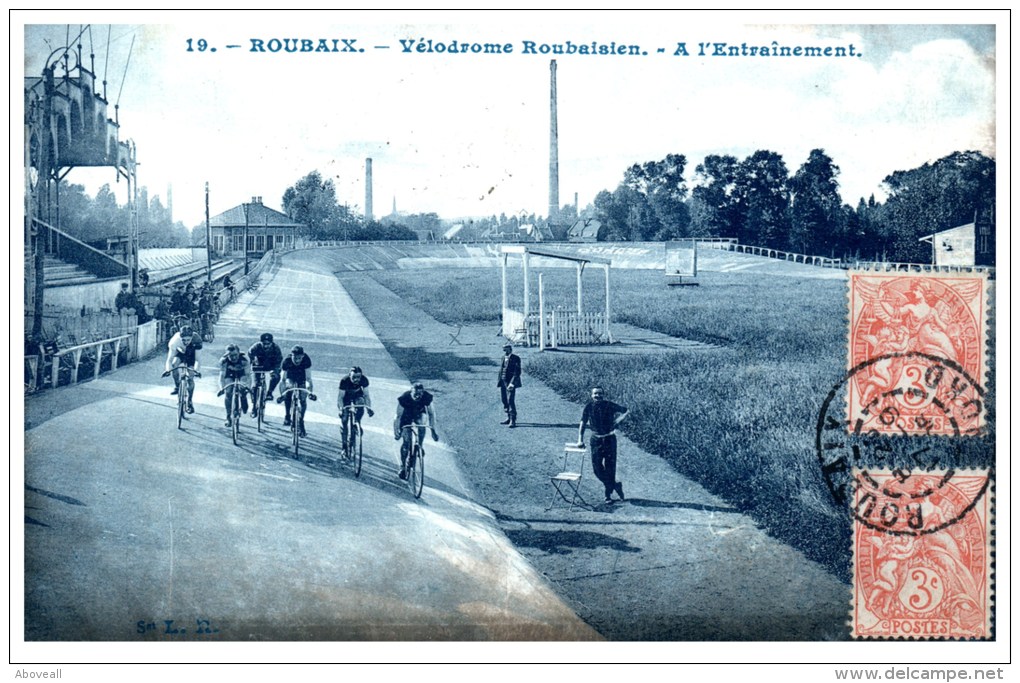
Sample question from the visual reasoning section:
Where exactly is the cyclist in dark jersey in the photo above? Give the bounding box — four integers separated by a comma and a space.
394, 381, 438, 480
338, 366, 375, 446
248, 332, 283, 417
277, 345, 316, 437
217, 344, 251, 427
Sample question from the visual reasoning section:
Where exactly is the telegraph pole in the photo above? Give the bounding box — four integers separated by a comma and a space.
243, 201, 250, 275
205, 182, 212, 282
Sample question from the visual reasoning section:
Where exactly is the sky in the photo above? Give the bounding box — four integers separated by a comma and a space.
17, 11, 999, 229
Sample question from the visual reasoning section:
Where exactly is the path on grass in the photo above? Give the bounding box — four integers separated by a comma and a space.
338, 265, 851, 641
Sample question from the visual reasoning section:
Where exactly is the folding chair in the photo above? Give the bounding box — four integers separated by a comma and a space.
448, 325, 463, 345
547, 443, 593, 511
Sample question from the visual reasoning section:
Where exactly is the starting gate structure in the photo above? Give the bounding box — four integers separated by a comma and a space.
500, 245, 612, 349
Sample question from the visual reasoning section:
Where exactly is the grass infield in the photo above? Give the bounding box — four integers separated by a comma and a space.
368, 267, 995, 581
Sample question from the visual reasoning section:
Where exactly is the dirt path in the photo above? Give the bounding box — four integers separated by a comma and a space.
340, 272, 850, 641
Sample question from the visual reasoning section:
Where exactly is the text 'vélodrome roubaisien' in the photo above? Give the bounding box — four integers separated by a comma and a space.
243, 38, 862, 58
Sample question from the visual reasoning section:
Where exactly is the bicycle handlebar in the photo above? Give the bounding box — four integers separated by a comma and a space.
163, 367, 201, 378
217, 380, 250, 397
280, 386, 316, 401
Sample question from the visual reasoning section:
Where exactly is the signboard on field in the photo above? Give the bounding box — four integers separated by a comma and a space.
665, 239, 697, 278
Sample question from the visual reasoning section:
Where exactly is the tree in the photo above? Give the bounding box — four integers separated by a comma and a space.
879, 151, 995, 263
592, 187, 641, 241
732, 151, 791, 248
622, 153, 691, 239
690, 154, 740, 237
789, 149, 846, 256
282, 171, 341, 239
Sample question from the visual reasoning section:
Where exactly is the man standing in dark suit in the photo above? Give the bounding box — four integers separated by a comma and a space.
497, 343, 522, 428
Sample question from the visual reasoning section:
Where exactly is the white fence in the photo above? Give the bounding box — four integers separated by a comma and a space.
503, 309, 609, 347
543, 310, 609, 347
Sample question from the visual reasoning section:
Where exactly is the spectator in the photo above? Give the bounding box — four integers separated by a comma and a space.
576, 386, 629, 504
497, 343, 522, 428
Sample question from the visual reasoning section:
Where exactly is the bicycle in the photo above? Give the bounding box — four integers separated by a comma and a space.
338, 403, 370, 477
163, 366, 201, 429
279, 386, 316, 459
217, 380, 249, 446
250, 370, 272, 433
400, 422, 431, 499
170, 314, 191, 334
201, 313, 216, 343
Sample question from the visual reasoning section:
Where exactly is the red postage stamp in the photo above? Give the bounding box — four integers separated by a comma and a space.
852, 469, 992, 639
848, 271, 989, 436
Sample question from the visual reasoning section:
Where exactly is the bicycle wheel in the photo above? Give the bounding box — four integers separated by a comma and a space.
353, 422, 363, 478
177, 389, 185, 429
408, 442, 424, 498
231, 395, 240, 446
292, 404, 300, 459
255, 385, 265, 433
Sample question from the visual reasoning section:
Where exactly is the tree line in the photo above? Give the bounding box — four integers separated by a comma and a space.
48, 149, 995, 265
282, 171, 417, 241
589, 149, 995, 263
39, 182, 192, 248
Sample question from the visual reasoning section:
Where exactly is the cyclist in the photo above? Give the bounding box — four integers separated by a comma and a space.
393, 381, 439, 481
197, 289, 214, 339
337, 366, 375, 446
163, 324, 203, 411
248, 332, 284, 418
217, 344, 251, 427
276, 345, 316, 437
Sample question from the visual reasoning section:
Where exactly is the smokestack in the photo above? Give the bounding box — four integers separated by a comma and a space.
167, 183, 173, 223
365, 158, 374, 222
549, 60, 559, 225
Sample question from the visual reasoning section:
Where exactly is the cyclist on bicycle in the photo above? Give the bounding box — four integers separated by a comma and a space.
217, 344, 251, 427
393, 381, 439, 480
248, 332, 283, 418
277, 345, 316, 437
197, 290, 214, 340
338, 366, 375, 445
163, 325, 203, 411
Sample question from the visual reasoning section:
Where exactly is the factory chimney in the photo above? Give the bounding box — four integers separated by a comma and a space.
548, 60, 559, 225
365, 158, 374, 222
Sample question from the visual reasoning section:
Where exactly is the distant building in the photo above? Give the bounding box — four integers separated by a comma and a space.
443, 223, 465, 240
209, 196, 303, 258
567, 217, 601, 242
918, 213, 995, 267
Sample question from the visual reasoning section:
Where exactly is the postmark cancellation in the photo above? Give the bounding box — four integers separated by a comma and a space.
847, 270, 989, 437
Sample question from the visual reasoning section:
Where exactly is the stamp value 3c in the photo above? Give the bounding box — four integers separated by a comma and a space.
852, 469, 992, 639
847, 271, 989, 436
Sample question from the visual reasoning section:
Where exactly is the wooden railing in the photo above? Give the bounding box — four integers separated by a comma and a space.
47, 333, 135, 387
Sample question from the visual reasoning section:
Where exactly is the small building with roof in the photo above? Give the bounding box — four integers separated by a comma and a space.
208, 196, 304, 258
567, 217, 602, 242
918, 213, 995, 268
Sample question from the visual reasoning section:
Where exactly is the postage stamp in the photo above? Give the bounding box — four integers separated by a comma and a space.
847, 270, 989, 436
851, 468, 993, 639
